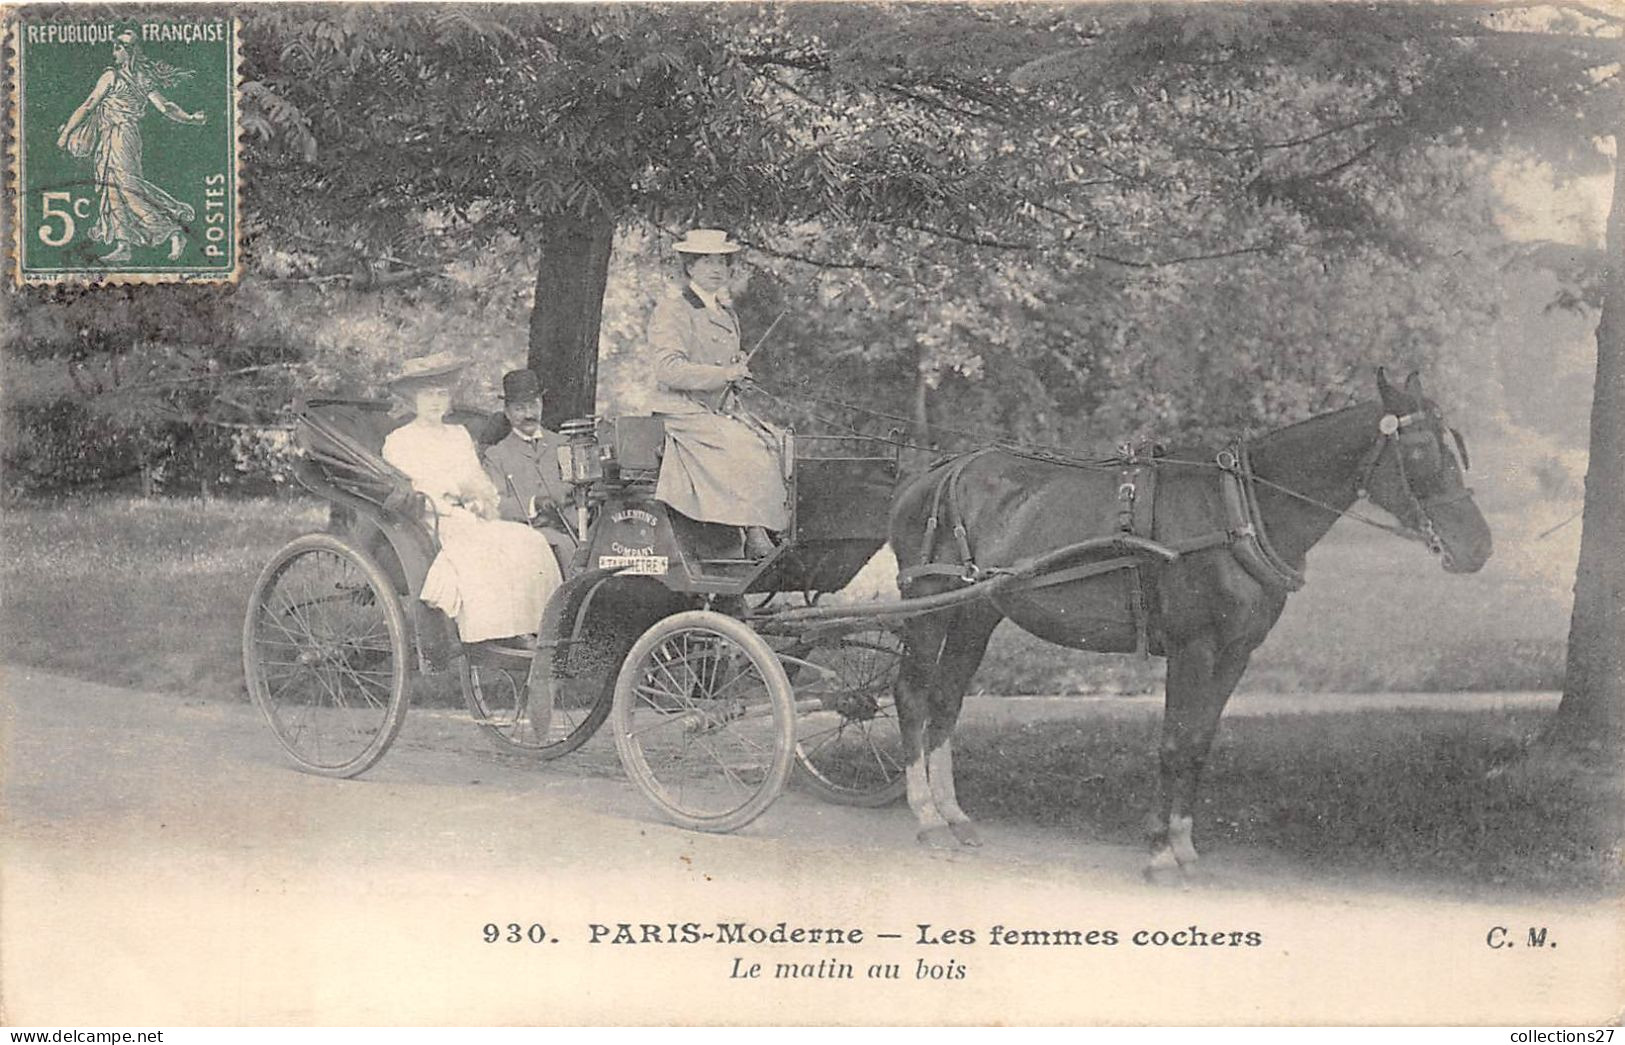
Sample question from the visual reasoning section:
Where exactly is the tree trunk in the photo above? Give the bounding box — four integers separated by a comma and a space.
912, 364, 933, 448
1546, 145, 1625, 748
527, 209, 616, 430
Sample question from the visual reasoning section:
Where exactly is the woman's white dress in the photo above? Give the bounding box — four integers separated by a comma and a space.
382, 421, 562, 643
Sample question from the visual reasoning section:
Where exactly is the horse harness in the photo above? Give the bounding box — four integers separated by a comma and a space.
897, 445, 1279, 655
897, 410, 1473, 643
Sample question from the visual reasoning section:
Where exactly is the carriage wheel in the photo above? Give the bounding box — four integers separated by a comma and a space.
243, 533, 411, 778
612, 611, 795, 833
785, 631, 908, 807
460, 648, 614, 760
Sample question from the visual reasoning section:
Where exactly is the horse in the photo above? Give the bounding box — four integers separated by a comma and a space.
886, 369, 1493, 880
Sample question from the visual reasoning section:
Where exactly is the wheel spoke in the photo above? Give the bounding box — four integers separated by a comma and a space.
613, 614, 794, 830
247, 538, 408, 776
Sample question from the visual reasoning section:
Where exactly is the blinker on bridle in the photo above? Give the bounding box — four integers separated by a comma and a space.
1353, 409, 1475, 563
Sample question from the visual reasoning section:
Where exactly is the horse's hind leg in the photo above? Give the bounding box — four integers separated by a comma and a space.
896, 611, 953, 846
1148, 636, 1252, 883
923, 605, 1002, 848
895, 604, 1000, 849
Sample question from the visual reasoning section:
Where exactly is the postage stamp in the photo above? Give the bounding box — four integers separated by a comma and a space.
9, 15, 239, 284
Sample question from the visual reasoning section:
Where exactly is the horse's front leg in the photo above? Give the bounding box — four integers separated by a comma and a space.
1148, 636, 1252, 884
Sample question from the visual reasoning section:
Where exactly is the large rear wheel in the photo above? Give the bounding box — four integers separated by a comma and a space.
785, 630, 908, 807
611, 611, 795, 833
243, 533, 411, 778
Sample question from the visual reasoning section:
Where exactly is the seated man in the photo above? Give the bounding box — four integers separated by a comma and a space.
482, 368, 576, 568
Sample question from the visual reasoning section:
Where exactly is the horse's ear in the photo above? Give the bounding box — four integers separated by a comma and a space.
1376, 367, 1400, 408
1403, 370, 1424, 402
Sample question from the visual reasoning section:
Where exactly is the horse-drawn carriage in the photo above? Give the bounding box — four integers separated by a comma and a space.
245, 369, 1491, 875
242, 399, 910, 832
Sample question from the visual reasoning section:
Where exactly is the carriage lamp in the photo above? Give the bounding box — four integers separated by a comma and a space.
557, 418, 603, 485
558, 418, 601, 543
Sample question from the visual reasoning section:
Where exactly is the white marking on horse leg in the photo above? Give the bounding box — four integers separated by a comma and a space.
926, 743, 982, 847
1169, 814, 1198, 868
906, 757, 951, 846
1144, 844, 1182, 886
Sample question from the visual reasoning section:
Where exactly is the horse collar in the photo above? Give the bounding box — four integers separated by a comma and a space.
1218, 443, 1307, 592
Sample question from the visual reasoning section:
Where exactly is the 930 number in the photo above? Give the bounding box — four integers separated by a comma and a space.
483, 922, 549, 944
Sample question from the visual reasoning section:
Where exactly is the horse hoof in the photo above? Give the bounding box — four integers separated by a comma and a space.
948, 821, 983, 847
917, 826, 959, 849
1142, 848, 1186, 888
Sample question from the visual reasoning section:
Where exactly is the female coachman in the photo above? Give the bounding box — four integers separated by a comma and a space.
55, 29, 206, 264
645, 229, 789, 558
380, 353, 562, 644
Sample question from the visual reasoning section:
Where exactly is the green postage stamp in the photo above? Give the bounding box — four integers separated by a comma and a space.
9, 15, 240, 284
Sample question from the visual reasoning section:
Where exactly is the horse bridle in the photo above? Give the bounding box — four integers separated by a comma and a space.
1350, 409, 1474, 562
1222, 407, 1473, 570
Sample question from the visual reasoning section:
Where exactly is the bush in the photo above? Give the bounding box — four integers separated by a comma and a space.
2, 397, 149, 496
2, 395, 290, 499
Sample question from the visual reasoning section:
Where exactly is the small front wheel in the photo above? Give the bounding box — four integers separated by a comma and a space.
611, 611, 795, 833
243, 533, 411, 778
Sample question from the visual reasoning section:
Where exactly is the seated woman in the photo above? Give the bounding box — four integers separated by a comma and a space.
645, 228, 790, 559
380, 352, 562, 645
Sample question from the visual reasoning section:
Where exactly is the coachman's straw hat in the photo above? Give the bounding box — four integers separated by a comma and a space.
389, 351, 467, 386
672, 229, 742, 254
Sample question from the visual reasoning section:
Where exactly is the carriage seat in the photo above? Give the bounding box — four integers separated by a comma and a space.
597, 416, 667, 484
295, 398, 499, 517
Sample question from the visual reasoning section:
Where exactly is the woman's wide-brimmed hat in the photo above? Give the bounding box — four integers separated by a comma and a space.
389, 351, 467, 388
671, 228, 742, 255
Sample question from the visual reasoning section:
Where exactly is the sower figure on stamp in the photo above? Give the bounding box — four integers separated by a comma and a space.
482, 368, 576, 570
55, 28, 206, 264
645, 229, 790, 560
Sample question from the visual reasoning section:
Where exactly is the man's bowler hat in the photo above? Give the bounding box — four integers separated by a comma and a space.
502, 369, 545, 402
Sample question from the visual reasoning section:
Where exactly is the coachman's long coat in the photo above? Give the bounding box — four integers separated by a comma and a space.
645, 286, 789, 530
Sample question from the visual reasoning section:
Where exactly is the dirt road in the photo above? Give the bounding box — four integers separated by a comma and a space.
2, 665, 1617, 1025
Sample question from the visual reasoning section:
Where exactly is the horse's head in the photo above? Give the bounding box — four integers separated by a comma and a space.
1360, 369, 1492, 573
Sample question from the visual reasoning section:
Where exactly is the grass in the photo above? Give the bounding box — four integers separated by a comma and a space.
0, 493, 1579, 701
951, 708, 1622, 895
1, 494, 1615, 893
0, 496, 323, 701
969, 504, 1576, 696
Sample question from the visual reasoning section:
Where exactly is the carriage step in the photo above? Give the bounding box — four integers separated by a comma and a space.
698, 557, 770, 581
